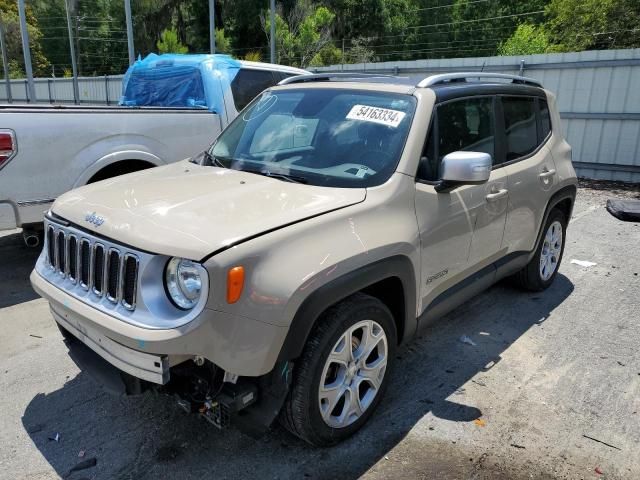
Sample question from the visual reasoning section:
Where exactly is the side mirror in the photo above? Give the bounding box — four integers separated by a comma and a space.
436, 151, 492, 192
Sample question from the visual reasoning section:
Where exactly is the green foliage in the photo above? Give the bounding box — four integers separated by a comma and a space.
244, 51, 262, 62
0, 0, 50, 77
215, 29, 231, 54
545, 0, 640, 51
309, 44, 342, 66
498, 23, 552, 56
157, 28, 188, 54
265, 3, 336, 67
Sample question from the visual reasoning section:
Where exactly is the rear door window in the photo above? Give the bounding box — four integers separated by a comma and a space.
502, 97, 538, 161
230, 69, 278, 111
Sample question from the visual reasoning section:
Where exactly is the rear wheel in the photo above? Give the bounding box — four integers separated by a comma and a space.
280, 293, 396, 446
514, 208, 567, 291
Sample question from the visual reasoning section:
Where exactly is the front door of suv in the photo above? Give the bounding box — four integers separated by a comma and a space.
499, 96, 557, 255
415, 96, 509, 308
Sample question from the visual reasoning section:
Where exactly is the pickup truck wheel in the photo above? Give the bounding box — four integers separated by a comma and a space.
280, 293, 396, 446
514, 208, 567, 291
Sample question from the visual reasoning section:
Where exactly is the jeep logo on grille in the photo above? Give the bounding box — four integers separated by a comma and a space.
85, 212, 105, 227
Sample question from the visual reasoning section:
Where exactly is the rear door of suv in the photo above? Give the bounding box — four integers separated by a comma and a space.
500, 95, 557, 256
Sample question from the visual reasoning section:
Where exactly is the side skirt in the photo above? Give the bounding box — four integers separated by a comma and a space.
417, 251, 529, 331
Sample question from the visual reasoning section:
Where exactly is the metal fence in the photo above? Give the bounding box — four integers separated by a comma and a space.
314, 48, 640, 183
0, 75, 123, 105
2, 48, 640, 182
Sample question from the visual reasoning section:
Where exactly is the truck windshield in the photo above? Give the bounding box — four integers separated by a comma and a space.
209, 88, 416, 187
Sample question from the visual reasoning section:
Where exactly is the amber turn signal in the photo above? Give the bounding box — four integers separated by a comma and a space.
226, 266, 245, 304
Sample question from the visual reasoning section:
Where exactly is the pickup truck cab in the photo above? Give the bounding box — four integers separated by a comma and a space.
0, 54, 306, 241
31, 72, 577, 446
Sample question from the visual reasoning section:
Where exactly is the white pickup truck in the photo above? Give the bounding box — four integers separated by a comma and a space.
0, 54, 306, 245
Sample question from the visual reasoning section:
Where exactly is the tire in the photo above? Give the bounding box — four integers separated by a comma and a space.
514, 208, 567, 291
280, 293, 397, 446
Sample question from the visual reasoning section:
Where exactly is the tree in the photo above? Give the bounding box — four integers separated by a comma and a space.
545, 0, 640, 51
157, 28, 188, 54
498, 23, 552, 56
0, 0, 50, 77
451, 0, 548, 58
215, 29, 231, 54
263, 2, 336, 67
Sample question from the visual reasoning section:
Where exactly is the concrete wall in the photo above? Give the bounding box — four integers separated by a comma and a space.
2, 48, 640, 182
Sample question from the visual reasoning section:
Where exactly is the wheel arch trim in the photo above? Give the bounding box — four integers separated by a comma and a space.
276, 255, 417, 363
529, 184, 577, 262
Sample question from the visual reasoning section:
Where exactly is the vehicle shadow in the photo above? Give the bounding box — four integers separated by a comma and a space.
21, 275, 574, 480
0, 231, 41, 308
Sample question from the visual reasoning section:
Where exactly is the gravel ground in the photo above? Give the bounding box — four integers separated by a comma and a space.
0, 184, 639, 480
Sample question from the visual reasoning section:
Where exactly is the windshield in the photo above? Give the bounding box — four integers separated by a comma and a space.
208, 88, 416, 188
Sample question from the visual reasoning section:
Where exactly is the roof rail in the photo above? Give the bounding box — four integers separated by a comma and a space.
417, 72, 543, 88
278, 72, 399, 85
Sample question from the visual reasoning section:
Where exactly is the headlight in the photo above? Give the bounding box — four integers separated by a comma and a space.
165, 257, 203, 310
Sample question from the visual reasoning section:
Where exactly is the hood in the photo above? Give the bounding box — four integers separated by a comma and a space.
52, 161, 366, 260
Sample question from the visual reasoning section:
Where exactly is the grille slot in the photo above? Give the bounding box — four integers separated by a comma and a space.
56, 231, 66, 275
93, 244, 105, 296
80, 239, 91, 289
68, 235, 78, 283
122, 255, 138, 310
47, 226, 56, 268
106, 249, 121, 302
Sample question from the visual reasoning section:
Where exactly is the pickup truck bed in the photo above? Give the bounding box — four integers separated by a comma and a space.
0, 104, 220, 231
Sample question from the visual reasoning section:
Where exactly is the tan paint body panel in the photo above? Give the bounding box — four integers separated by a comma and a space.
51, 160, 366, 260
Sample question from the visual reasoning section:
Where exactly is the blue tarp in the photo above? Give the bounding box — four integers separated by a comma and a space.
119, 53, 242, 113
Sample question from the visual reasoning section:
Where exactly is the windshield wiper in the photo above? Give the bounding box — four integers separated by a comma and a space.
202, 150, 227, 168
244, 169, 308, 184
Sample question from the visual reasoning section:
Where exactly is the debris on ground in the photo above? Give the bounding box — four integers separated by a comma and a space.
48, 433, 60, 442
473, 418, 486, 427
28, 334, 42, 339
582, 434, 621, 451
459, 335, 477, 346
78, 450, 85, 458
595, 466, 604, 475
510, 443, 526, 449
606, 198, 640, 222
570, 259, 598, 267
64, 457, 97, 478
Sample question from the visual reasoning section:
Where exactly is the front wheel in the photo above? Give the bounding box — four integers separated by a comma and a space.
514, 208, 567, 291
280, 293, 397, 446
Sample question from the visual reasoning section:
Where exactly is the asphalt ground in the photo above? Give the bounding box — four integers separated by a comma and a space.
1, 182, 639, 480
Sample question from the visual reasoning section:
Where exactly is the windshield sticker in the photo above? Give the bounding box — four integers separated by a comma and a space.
346, 105, 406, 128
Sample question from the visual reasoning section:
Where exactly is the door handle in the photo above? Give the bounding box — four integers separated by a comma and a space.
485, 188, 508, 202
539, 168, 556, 179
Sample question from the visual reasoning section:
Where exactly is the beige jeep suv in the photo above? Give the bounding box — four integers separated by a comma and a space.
31, 72, 577, 446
